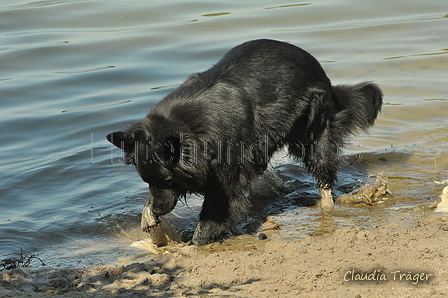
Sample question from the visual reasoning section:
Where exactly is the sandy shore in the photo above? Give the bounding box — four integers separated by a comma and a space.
1, 213, 447, 298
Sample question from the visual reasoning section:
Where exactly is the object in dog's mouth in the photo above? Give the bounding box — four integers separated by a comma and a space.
147, 217, 180, 247
140, 200, 179, 246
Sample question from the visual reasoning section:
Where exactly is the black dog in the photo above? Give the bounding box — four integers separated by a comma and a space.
107, 39, 382, 245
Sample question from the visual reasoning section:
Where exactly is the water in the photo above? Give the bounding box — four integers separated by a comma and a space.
1, 0, 447, 268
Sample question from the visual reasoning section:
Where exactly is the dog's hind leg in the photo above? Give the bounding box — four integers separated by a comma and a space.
300, 127, 339, 209
319, 186, 334, 209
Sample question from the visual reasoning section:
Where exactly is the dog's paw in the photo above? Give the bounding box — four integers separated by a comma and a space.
191, 221, 214, 245
191, 220, 230, 245
319, 188, 335, 209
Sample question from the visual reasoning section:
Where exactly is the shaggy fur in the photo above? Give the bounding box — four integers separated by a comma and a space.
107, 39, 383, 245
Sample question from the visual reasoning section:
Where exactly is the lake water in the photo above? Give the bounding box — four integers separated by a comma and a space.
1, 0, 447, 268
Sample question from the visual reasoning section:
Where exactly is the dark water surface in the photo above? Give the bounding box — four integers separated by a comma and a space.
1, 0, 447, 267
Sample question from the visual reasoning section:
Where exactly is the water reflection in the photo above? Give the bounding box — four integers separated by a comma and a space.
264, 3, 312, 10
384, 48, 448, 60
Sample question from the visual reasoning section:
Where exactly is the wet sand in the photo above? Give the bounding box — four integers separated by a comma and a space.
2, 213, 447, 298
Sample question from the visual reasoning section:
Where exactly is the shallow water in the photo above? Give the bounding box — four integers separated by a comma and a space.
1, 0, 447, 268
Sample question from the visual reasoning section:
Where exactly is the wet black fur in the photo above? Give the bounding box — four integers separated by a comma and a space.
107, 39, 383, 245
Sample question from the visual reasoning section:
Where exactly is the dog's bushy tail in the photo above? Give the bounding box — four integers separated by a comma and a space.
331, 82, 383, 138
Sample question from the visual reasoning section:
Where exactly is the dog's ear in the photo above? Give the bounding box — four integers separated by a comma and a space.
164, 135, 181, 164
107, 131, 135, 152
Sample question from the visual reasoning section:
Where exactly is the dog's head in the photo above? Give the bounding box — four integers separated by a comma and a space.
107, 129, 183, 218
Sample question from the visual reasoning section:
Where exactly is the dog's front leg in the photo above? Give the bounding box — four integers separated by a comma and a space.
191, 189, 242, 245
191, 220, 227, 245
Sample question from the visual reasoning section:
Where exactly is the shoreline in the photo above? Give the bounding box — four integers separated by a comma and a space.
2, 214, 447, 297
